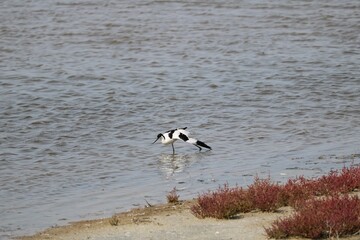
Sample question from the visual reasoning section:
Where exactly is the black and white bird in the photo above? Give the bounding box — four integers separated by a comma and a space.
153, 127, 212, 154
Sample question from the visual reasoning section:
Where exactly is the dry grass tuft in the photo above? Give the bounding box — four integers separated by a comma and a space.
109, 214, 119, 226
167, 187, 180, 204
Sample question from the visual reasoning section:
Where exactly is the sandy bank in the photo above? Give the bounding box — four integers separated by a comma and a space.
18, 192, 360, 240
19, 200, 296, 240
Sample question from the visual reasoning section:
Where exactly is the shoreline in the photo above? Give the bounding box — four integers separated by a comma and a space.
17, 194, 360, 240
17, 200, 295, 240
17, 164, 360, 240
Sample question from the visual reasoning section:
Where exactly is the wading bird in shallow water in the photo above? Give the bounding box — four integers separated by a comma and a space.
153, 127, 212, 155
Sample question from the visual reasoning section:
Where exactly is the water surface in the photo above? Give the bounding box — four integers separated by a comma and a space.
1, 0, 360, 238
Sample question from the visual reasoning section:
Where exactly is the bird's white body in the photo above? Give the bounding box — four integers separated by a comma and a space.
153, 127, 211, 154
160, 128, 190, 144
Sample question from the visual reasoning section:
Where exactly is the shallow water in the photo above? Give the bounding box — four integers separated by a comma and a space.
1, 0, 360, 238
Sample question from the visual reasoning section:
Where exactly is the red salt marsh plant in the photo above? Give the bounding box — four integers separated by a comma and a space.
279, 176, 316, 208
279, 165, 360, 207
247, 176, 283, 212
315, 166, 360, 195
265, 194, 360, 239
191, 184, 252, 219
191, 165, 360, 220
191, 178, 283, 219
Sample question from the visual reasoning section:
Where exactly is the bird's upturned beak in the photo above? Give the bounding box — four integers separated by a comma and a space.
152, 137, 160, 144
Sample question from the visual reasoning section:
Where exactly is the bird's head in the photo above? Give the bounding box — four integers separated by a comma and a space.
152, 133, 164, 144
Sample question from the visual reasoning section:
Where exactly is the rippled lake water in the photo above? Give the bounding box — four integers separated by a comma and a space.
1, 0, 360, 238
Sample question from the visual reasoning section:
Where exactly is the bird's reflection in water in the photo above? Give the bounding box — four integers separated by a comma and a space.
157, 153, 200, 178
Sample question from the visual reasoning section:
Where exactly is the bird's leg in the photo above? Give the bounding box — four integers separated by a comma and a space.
171, 143, 175, 155
196, 145, 202, 151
